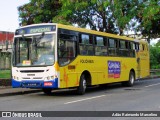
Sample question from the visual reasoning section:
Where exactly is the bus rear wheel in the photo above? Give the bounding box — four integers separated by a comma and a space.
42, 88, 52, 95
77, 74, 87, 95
122, 71, 135, 87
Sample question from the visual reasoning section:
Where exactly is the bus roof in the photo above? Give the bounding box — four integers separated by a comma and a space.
57, 24, 135, 41
17, 23, 147, 43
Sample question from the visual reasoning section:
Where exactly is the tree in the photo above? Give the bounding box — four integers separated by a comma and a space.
18, 0, 61, 26
139, 0, 160, 38
150, 40, 160, 69
112, 0, 160, 37
53, 0, 118, 33
18, 0, 160, 39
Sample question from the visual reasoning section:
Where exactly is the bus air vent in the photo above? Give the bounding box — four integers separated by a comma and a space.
33, 77, 43, 80
20, 70, 44, 73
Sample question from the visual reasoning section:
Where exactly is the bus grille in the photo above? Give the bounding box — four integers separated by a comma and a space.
22, 77, 43, 80
20, 70, 44, 73
33, 77, 43, 80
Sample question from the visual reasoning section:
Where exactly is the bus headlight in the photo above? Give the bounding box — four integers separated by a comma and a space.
46, 76, 55, 80
13, 76, 16, 79
51, 76, 54, 79
47, 76, 50, 80
13, 76, 19, 80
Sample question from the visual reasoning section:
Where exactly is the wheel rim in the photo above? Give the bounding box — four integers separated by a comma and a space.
83, 78, 87, 91
130, 74, 134, 84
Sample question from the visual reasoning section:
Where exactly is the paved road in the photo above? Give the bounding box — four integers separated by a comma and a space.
0, 78, 160, 120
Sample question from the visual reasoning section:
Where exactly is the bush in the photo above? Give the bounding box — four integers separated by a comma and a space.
150, 43, 160, 69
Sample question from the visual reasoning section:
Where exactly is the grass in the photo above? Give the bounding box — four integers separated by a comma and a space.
0, 70, 11, 79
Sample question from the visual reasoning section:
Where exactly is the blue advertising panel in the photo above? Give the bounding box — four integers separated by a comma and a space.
108, 61, 121, 78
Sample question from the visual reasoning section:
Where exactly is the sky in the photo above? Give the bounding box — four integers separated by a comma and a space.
0, 0, 29, 32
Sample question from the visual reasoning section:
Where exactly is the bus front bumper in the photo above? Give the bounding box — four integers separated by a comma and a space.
12, 78, 58, 89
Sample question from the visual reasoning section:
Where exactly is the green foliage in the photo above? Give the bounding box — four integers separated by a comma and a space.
18, 0, 62, 25
56, 0, 117, 33
18, 0, 160, 37
140, 0, 160, 37
150, 41, 160, 69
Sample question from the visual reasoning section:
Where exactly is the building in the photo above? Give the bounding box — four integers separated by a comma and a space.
0, 31, 14, 44
0, 31, 14, 70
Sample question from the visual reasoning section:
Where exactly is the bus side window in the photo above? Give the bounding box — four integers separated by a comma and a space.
58, 34, 77, 66
118, 40, 129, 57
79, 34, 94, 55
139, 43, 143, 51
128, 42, 135, 57
142, 44, 145, 51
143, 44, 148, 51
95, 36, 107, 56
108, 38, 117, 56
145, 44, 148, 51
135, 43, 139, 51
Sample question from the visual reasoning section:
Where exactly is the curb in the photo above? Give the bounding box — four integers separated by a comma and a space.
0, 79, 42, 96
140, 76, 160, 80
0, 88, 42, 97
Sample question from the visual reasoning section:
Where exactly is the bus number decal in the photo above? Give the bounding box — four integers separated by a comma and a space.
80, 59, 94, 63
108, 61, 121, 78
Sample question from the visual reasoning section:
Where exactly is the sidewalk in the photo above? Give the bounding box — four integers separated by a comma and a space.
0, 87, 42, 96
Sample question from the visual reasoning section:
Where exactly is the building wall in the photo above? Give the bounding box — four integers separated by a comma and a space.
0, 31, 14, 70
0, 31, 14, 44
0, 52, 11, 70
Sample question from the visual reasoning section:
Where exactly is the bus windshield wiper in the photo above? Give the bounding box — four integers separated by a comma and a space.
32, 32, 45, 46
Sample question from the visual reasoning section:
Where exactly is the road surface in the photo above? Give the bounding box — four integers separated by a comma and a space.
0, 78, 160, 120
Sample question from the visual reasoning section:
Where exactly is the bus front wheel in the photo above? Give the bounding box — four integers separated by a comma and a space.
42, 88, 52, 95
77, 74, 87, 95
122, 71, 135, 87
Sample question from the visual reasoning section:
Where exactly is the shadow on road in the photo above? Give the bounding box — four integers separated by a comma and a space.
39, 83, 129, 97
0, 80, 145, 97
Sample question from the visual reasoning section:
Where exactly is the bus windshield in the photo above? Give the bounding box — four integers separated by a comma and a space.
13, 34, 55, 67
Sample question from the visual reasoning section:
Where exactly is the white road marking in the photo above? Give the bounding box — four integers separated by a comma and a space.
145, 83, 160, 88
64, 95, 106, 104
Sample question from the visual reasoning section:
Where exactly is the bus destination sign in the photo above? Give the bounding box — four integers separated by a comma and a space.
16, 25, 56, 35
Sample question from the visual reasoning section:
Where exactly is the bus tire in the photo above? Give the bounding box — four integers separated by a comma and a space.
42, 88, 52, 95
122, 71, 135, 87
77, 74, 87, 95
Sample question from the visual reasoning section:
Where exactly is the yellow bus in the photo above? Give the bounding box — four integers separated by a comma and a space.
12, 23, 150, 95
